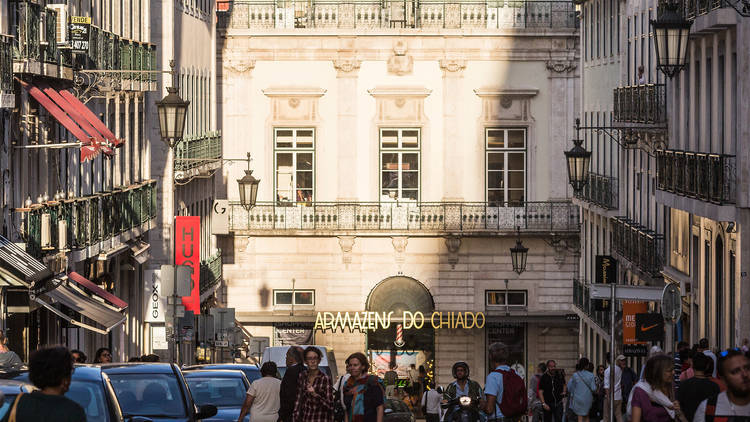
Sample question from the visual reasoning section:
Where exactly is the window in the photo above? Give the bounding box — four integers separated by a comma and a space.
273, 290, 315, 306
380, 128, 420, 201
486, 128, 526, 205
275, 128, 315, 203
486, 290, 527, 308
670, 209, 689, 274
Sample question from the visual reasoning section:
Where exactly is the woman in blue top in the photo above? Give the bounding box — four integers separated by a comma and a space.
566, 357, 598, 422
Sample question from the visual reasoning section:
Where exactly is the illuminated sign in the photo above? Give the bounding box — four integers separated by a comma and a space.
314, 311, 485, 332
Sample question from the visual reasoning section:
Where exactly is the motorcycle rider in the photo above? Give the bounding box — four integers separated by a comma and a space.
443, 361, 486, 421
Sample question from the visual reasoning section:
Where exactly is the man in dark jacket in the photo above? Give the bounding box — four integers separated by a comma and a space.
279, 346, 305, 422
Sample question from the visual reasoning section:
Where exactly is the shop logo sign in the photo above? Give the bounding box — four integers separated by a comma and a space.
394, 324, 405, 347
175, 216, 200, 314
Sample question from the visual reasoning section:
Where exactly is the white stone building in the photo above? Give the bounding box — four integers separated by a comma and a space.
215, 2, 582, 383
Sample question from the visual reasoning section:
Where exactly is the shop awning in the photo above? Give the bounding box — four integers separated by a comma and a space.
58, 88, 123, 148
129, 240, 150, 265
0, 235, 53, 287
31, 273, 128, 334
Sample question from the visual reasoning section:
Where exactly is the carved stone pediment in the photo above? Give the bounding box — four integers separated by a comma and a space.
368, 86, 432, 124
474, 87, 539, 122
262, 87, 326, 123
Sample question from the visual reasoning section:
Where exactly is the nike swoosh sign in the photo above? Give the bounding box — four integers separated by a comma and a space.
640, 324, 659, 332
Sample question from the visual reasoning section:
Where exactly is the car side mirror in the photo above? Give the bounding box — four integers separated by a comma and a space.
196, 404, 218, 419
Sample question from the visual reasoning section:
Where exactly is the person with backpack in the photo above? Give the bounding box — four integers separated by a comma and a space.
566, 358, 598, 422
483, 342, 527, 422
539, 360, 567, 422
693, 348, 750, 422
342, 352, 384, 422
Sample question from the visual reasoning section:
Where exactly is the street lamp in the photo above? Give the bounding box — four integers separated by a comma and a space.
510, 227, 528, 275
156, 61, 190, 149
565, 136, 592, 193
236, 153, 260, 210
651, 1, 692, 78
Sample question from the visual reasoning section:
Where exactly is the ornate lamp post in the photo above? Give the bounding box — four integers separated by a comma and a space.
651, 1, 692, 78
565, 136, 592, 194
236, 152, 260, 210
156, 61, 190, 149
510, 227, 529, 275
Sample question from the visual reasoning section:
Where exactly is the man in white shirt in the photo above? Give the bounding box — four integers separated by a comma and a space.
421, 384, 443, 422
603, 354, 625, 422
699, 338, 719, 378
693, 349, 750, 421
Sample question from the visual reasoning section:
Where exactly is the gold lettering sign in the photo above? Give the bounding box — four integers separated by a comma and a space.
70, 16, 92, 24
314, 311, 485, 332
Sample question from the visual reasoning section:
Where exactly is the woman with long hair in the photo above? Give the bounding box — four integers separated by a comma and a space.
93, 347, 112, 364
567, 357, 598, 422
294, 346, 334, 421
343, 352, 384, 422
627, 355, 687, 422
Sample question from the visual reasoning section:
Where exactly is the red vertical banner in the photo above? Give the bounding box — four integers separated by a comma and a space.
175, 216, 200, 314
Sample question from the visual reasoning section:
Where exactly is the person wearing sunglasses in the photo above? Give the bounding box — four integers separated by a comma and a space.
693, 348, 750, 421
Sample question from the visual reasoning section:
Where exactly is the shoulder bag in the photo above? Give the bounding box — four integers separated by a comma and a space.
8, 393, 24, 422
332, 376, 346, 422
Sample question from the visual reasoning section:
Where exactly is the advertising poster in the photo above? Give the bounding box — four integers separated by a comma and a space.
175, 216, 200, 314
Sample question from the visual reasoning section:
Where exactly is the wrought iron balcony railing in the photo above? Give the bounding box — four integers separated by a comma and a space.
682, 0, 729, 19
611, 217, 665, 277
613, 84, 667, 124
42, 7, 58, 64
656, 149, 736, 204
218, 0, 578, 30
11, 1, 42, 62
0, 35, 12, 92
228, 200, 580, 234
200, 249, 223, 296
24, 180, 157, 259
174, 131, 223, 173
575, 172, 619, 210
573, 279, 609, 330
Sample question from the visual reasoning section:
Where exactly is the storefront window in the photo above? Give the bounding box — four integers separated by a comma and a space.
487, 323, 526, 377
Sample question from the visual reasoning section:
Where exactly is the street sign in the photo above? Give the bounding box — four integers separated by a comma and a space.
210, 308, 236, 334
635, 313, 664, 342
211, 200, 229, 235
175, 265, 193, 297
249, 337, 270, 358
589, 284, 664, 301
661, 283, 681, 322
215, 340, 229, 347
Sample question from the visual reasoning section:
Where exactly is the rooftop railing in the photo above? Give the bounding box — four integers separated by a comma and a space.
228, 200, 580, 234
218, 0, 578, 30
24, 181, 157, 259
613, 84, 667, 124
573, 279, 609, 330
611, 216, 664, 277
575, 172, 619, 210
656, 149, 736, 204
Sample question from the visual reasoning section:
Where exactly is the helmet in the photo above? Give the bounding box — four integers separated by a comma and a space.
452, 361, 470, 378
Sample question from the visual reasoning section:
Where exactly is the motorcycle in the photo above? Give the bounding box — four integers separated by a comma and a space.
441, 395, 481, 422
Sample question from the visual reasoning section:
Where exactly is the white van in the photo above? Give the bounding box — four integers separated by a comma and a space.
262, 345, 338, 380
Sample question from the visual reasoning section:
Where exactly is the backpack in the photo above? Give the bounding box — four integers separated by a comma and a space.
494, 368, 528, 417
703, 394, 732, 422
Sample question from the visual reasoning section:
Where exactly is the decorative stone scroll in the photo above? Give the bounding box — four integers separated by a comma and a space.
333, 57, 362, 77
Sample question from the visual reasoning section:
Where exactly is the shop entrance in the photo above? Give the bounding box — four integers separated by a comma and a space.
365, 276, 435, 386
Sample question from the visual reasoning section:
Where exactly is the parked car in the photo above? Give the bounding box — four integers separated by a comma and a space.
0, 379, 35, 420
383, 399, 415, 422
102, 363, 217, 421
13, 365, 124, 421
183, 369, 250, 421
182, 364, 261, 384
261, 346, 338, 379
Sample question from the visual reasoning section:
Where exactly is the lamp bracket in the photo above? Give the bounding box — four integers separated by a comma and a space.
73, 69, 178, 104
574, 119, 658, 157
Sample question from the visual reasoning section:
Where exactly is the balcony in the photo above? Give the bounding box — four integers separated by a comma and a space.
681, 0, 734, 19
174, 131, 223, 182
227, 200, 580, 235
573, 279, 609, 330
656, 149, 736, 205
200, 250, 223, 297
613, 84, 667, 125
10, 2, 68, 76
218, 0, 578, 30
24, 180, 157, 260
611, 217, 665, 278
575, 172, 618, 210
0, 35, 13, 108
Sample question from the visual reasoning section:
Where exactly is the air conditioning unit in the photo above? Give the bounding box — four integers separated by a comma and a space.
58, 220, 68, 250
47, 4, 69, 45
41, 213, 52, 250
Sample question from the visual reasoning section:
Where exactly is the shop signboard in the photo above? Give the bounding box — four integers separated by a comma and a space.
623, 301, 648, 356
635, 313, 664, 342
70, 16, 91, 53
313, 311, 485, 332
274, 322, 314, 345
487, 323, 525, 376
175, 216, 200, 314
144, 269, 167, 323
594, 255, 616, 311
151, 326, 168, 350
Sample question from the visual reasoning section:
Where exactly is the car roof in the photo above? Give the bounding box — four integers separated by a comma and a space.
100, 363, 178, 375
0, 379, 34, 394
71, 365, 107, 381
185, 364, 259, 371
183, 369, 247, 378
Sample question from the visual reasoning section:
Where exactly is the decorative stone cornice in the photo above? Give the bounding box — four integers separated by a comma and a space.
439, 59, 467, 76
333, 58, 362, 77
262, 87, 327, 97
546, 59, 577, 74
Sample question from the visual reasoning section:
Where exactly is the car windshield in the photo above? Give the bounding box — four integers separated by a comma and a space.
241, 370, 261, 383
108, 373, 187, 417
0, 394, 16, 420
186, 377, 247, 407
66, 381, 112, 422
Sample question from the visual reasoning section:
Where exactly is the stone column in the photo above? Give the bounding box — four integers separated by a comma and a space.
724, 29, 733, 155
124, 93, 131, 186
688, 43, 696, 152
711, 34, 719, 153
134, 93, 140, 182
439, 58, 466, 201
699, 37, 708, 153
546, 58, 578, 200
114, 93, 121, 187
333, 57, 361, 201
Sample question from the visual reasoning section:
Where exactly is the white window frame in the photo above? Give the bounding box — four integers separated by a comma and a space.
379, 128, 421, 202
274, 128, 315, 204
485, 128, 527, 205
273, 290, 315, 306
485, 290, 528, 309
